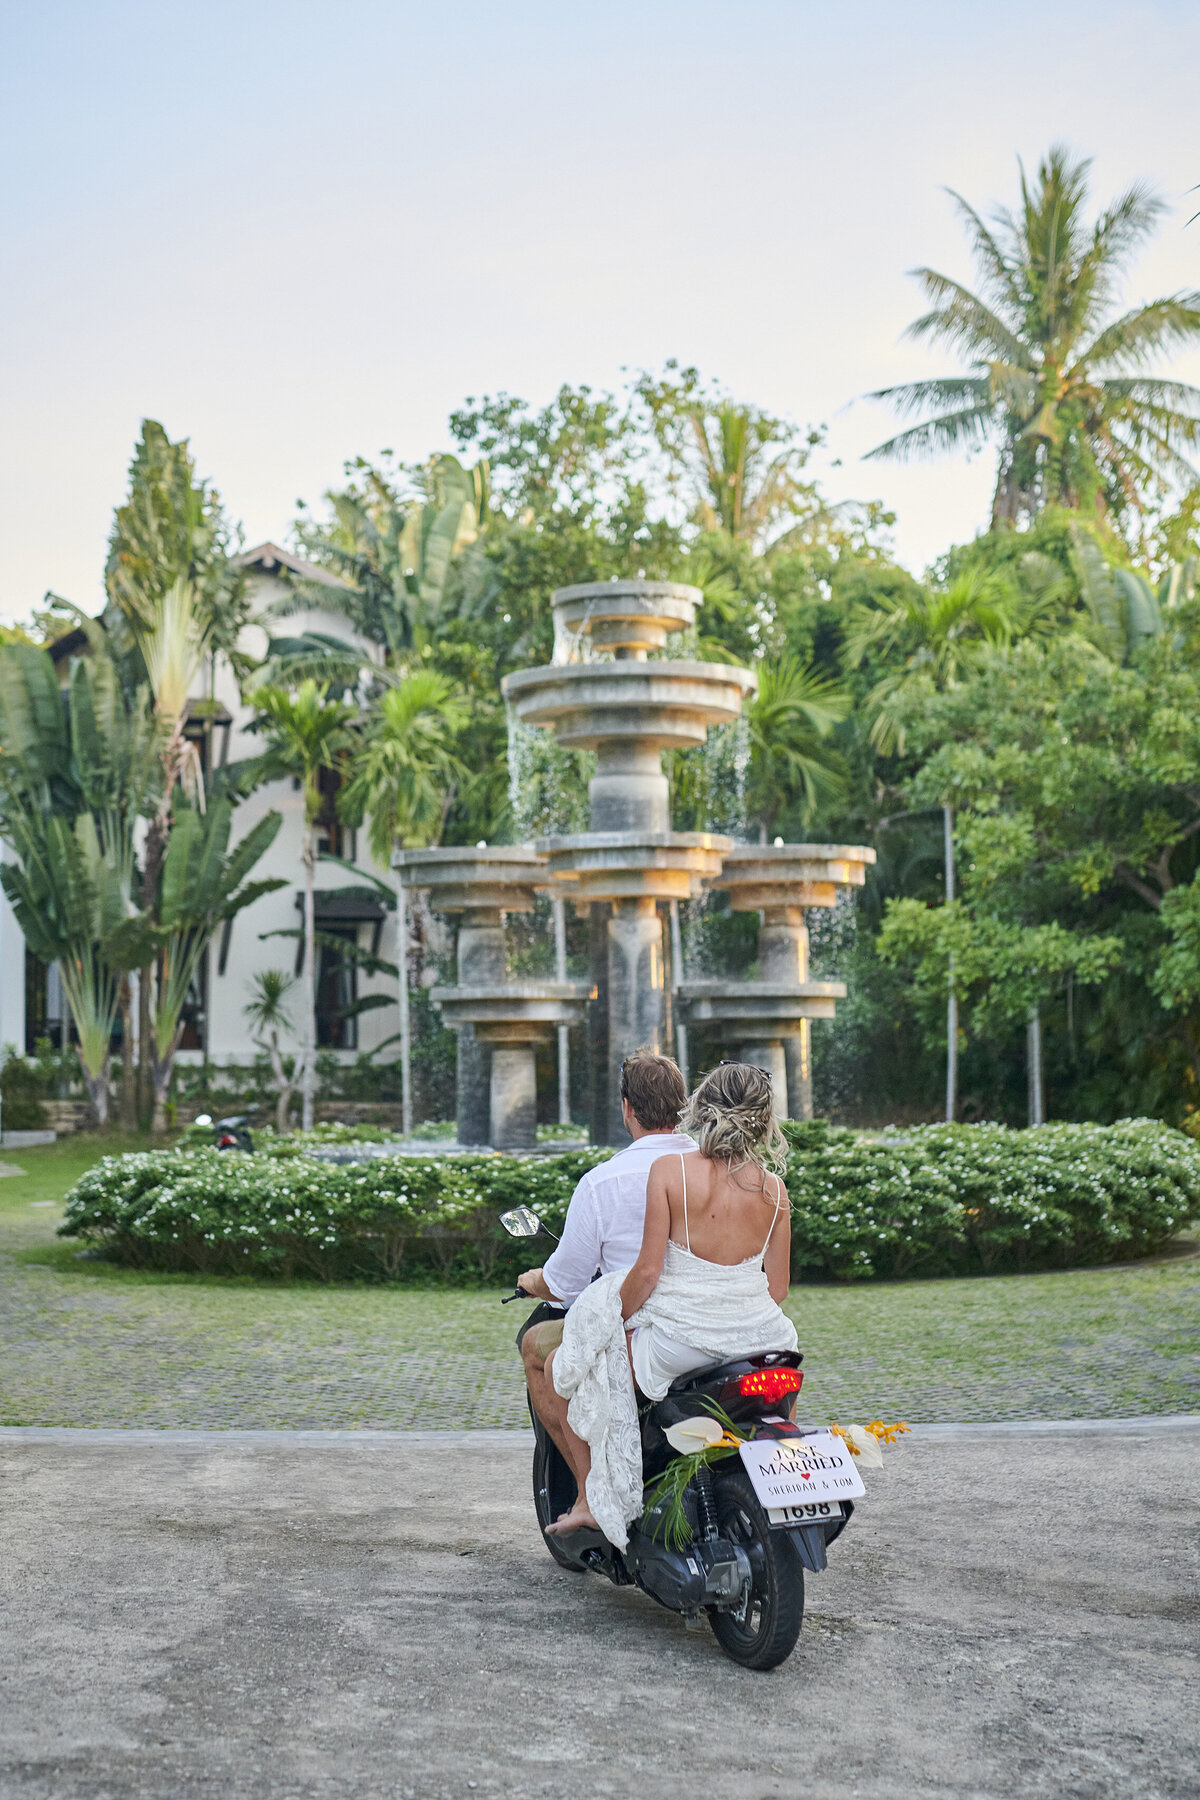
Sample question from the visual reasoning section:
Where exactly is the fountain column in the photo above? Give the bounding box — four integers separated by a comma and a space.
680, 844, 875, 1118
395, 847, 592, 1149
503, 581, 755, 1144
454, 910, 504, 1145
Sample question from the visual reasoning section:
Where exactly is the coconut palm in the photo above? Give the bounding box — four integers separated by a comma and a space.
252, 682, 358, 1129
866, 145, 1200, 527
744, 655, 849, 839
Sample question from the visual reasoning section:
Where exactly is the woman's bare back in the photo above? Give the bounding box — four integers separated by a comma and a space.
658, 1153, 786, 1267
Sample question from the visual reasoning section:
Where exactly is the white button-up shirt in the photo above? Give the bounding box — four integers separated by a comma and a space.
541, 1131, 697, 1305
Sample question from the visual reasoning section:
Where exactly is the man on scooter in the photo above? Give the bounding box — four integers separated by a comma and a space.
517, 1052, 692, 1456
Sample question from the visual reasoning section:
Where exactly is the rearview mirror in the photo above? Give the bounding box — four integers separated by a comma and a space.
499, 1205, 542, 1238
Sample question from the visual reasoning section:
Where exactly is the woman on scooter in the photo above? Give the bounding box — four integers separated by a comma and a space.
543, 1061, 797, 1539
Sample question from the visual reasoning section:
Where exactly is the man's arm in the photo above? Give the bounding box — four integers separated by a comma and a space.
524, 1176, 603, 1307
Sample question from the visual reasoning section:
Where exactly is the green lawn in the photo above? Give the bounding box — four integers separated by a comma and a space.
0, 1135, 1196, 1428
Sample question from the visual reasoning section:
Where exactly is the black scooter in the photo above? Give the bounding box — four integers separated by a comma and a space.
192, 1112, 255, 1152
500, 1206, 854, 1671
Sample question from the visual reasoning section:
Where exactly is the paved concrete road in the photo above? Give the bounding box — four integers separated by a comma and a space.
1, 1426, 1196, 1800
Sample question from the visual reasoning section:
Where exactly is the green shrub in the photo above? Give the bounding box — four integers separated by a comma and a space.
783, 1117, 1200, 1280
57, 1120, 1197, 1285
59, 1147, 611, 1282
0, 1046, 50, 1130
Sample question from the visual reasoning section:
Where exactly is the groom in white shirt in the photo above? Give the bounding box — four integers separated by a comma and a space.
517, 1052, 692, 1454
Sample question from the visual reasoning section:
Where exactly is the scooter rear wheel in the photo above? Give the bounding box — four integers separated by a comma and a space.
708, 1465, 804, 1669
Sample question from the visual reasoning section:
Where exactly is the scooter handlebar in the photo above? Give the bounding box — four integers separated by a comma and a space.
500, 1286, 533, 1304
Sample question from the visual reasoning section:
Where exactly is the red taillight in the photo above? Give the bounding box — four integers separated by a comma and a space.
737, 1367, 803, 1403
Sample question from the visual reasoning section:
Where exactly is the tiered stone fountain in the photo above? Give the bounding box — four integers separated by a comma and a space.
394, 846, 592, 1150
680, 843, 875, 1119
503, 581, 755, 1143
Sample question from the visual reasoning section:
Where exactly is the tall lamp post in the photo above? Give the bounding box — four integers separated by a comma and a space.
943, 803, 957, 1124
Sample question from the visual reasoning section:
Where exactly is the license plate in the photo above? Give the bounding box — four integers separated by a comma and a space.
739, 1431, 867, 1511
767, 1501, 845, 1526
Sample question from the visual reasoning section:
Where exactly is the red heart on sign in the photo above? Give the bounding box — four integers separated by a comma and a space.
799, 1470, 811, 1480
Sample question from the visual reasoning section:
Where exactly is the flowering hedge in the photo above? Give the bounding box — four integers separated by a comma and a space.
59, 1147, 610, 1282
783, 1118, 1200, 1280
57, 1119, 1198, 1284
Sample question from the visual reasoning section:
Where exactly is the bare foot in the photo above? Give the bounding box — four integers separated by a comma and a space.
545, 1505, 600, 1535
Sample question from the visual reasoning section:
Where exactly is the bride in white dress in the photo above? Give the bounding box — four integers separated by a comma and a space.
542, 1062, 798, 1543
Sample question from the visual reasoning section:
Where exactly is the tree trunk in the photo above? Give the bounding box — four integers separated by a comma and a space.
138, 809, 168, 1128
300, 827, 317, 1132
118, 976, 137, 1131
84, 1061, 110, 1128
137, 962, 154, 1127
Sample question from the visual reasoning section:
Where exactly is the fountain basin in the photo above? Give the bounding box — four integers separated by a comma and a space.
538, 830, 731, 904
552, 580, 701, 655
502, 660, 755, 751
393, 845, 548, 913
431, 981, 594, 1152
715, 842, 877, 912
679, 979, 846, 1028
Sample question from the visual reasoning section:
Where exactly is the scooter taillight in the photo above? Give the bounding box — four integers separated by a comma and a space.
737, 1367, 803, 1403
217, 1134, 238, 1148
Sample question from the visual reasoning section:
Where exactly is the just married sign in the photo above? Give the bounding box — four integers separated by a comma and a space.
738, 1431, 867, 1509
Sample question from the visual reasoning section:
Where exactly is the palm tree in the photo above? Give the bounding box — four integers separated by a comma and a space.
337, 672, 467, 1134
252, 682, 357, 1129
338, 673, 468, 863
244, 970, 301, 1132
636, 366, 827, 552
744, 656, 849, 839
866, 145, 1200, 527
844, 566, 1056, 752
106, 420, 240, 1118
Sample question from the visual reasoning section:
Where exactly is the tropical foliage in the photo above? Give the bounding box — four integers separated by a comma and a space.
867, 145, 1200, 529
57, 1117, 1196, 1282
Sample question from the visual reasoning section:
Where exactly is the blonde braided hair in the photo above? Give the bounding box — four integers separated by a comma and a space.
678, 1061, 788, 1175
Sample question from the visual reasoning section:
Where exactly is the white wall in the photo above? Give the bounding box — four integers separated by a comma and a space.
0, 875, 25, 1056
188, 568, 400, 1068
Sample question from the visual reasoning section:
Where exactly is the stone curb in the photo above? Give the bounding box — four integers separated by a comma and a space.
1, 1415, 1197, 1445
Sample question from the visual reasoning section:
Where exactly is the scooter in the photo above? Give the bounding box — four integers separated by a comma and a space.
499, 1206, 860, 1670
192, 1112, 256, 1152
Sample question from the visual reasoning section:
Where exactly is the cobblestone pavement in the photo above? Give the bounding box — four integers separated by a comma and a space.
2, 1178, 1197, 1428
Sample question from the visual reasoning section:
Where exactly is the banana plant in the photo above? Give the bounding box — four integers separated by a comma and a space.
139, 799, 285, 1131
0, 647, 160, 1123
0, 813, 130, 1124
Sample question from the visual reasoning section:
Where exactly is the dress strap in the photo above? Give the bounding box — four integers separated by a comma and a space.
761, 1172, 785, 1256
680, 1152, 690, 1253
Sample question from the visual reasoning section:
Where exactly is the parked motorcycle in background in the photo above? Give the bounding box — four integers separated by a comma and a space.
191, 1113, 255, 1153
499, 1206, 863, 1670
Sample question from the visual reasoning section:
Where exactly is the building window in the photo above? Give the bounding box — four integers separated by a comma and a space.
315, 765, 355, 862
315, 925, 359, 1049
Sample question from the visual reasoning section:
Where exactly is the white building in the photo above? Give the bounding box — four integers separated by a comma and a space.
6, 543, 402, 1075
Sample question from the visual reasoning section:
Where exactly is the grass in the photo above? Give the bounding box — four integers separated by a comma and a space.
0, 1134, 1196, 1429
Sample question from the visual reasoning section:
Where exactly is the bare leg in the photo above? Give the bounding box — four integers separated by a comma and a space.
521, 1328, 573, 1465
541, 1348, 600, 1534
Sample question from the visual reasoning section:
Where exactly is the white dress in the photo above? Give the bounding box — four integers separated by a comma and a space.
550, 1156, 798, 1548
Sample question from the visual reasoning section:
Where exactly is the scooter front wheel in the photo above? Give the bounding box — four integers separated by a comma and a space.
708, 1464, 804, 1669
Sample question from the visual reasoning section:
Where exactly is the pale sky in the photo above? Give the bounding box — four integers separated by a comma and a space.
2, 0, 1199, 625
